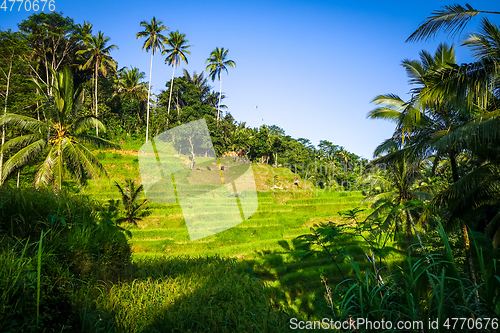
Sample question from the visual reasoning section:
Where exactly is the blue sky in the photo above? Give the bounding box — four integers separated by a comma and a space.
1, 0, 497, 158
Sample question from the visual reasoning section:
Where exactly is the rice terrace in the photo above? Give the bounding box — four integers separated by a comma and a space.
1, 1, 500, 332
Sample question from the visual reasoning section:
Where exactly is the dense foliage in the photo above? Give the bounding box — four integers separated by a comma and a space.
2, 5, 500, 332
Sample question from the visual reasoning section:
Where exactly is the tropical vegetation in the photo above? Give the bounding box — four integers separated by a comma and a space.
1, 5, 500, 332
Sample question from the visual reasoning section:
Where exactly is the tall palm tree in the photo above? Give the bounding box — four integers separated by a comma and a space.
205, 47, 236, 123
163, 31, 191, 117
0, 66, 116, 190
76, 31, 118, 137
136, 17, 169, 143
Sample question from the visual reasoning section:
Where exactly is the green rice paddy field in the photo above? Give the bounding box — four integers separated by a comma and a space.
79, 148, 405, 330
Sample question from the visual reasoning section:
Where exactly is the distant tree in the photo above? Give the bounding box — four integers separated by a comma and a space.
163, 31, 191, 117
76, 31, 118, 136
18, 12, 80, 97
136, 17, 169, 143
182, 69, 211, 100
115, 66, 148, 132
205, 47, 236, 123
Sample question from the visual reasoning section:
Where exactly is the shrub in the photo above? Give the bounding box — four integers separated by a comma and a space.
0, 188, 132, 331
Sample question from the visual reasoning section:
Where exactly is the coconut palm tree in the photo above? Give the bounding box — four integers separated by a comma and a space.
115, 66, 147, 102
114, 179, 149, 225
0, 66, 116, 190
182, 69, 211, 100
76, 21, 93, 43
407, 6, 500, 112
115, 66, 148, 128
76, 31, 118, 137
363, 144, 430, 249
163, 31, 191, 117
136, 17, 169, 143
205, 47, 236, 122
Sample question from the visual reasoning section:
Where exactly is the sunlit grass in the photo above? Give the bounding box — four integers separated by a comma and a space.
80, 148, 405, 324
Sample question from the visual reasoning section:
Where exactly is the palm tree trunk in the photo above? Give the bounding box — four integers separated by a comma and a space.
167, 65, 175, 116
95, 59, 99, 137
146, 51, 154, 143
407, 210, 424, 249
217, 76, 222, 123
450, 152, 459, 183
16, 169, 20, 188
462, 221, 479, 304
450, 152, 478, 303
0, 57, 13, 185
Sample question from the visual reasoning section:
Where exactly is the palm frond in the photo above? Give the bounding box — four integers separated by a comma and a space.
2, 134, 42, 152
33, 144, 58, 188
406, 4, 497, 42
0, 114, 46, 133
72, 116, 106, 134
2, 139, 47, 182
75, 135, 119, 149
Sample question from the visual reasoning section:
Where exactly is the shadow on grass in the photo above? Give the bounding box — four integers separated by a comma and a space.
239, 234, 406, 322
85, 255, 290, 333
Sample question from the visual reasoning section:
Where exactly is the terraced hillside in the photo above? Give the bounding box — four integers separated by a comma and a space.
81, 148, 404, 321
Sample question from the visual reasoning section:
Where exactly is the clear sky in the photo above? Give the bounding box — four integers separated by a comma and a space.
1, 0, 497, 158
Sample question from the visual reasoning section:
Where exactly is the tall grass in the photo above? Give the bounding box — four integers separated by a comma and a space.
334, 220, 500, 332
0, 187, 132, 331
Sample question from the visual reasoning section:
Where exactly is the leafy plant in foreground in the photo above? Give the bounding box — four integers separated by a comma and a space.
335, 220, 500, 332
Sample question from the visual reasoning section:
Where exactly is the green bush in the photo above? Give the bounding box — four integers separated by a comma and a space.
0, 188, 132, 332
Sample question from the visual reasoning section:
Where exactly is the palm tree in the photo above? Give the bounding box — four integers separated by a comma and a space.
114, 179, 149, 225
205, 47, 236, 123
76, 21, 93, 42
363, 145, 429, 249
205, 91, 227, 110
0, 66, 116, 190
115, 66, 148, 102
115, 66, 148, 129
163, 31, 191, 118
76, 31, 118, 137
368, 44, 467, 182
136, 17, 169, 143
407, 6, 500, 112
182, 69, 211, 99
